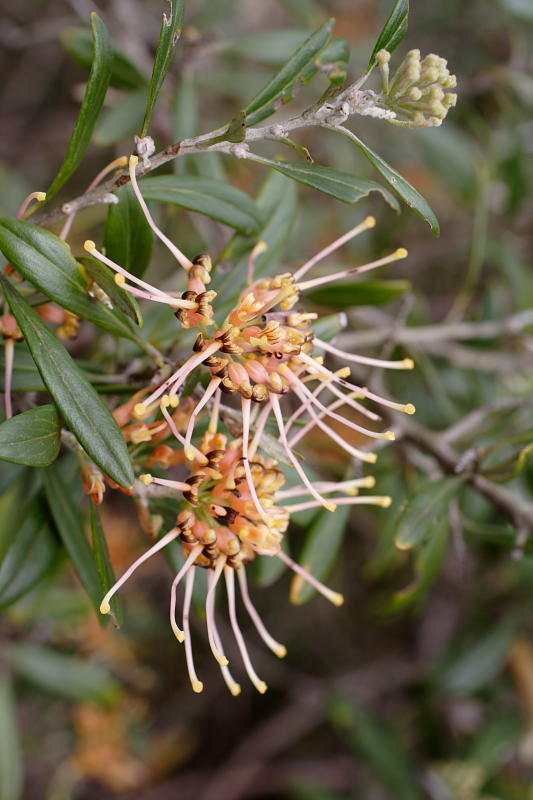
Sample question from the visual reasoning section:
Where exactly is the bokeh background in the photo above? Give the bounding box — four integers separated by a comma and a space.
1, 0, 533, 798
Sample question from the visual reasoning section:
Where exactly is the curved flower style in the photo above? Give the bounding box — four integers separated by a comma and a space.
100, 415, 391, 695
84, 155, 415, 525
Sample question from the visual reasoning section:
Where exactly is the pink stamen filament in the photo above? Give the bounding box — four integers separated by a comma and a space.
184, 377, 221, 457
61, 156, 127, 239
17, 191, 47, 219
242, 398, 272, 525
270, 394, 336, 512
206, 558, 229, 666
300, 366, 384, 423
4, 338, 14, 419
146, 476, 191, 492
283, 496, 391, 512
297, 249, 407, 292
314, 338, 414, 370
129, 156, 192, 271
277, 549, 344, 606
237, 568, 287, 658
276, 477, 376, 500
113, 280, 196, 309
248, 401, 272, 460
100, 528, 180, 614
170, 545, 203, 642
224, 566, 267, 694
84, 241, 175, 300
141, 341, 222, 410
208, 388, 221, 434
293, 216, 376, 282
183, 567, 203, 692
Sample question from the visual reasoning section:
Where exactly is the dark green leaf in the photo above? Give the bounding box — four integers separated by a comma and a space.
308, 279, 410, 308
0, 217, 137, 340
104, 182, 153, 280
9, 643, 120, 704
251, 157, 400, 209
394, 477, 463, 550
47, 14, 113, 200
330, 697, 421, 800
0, 499, 58, 609
42, 463, 103, 609
441, 623, 518, 695
140, 175, 261, 234
90, 500, 123, 625
61, 26, 148, 89
0, 344, 45, 393
81, 256, 143, 326
0, 405, 60, 466
290, 505, 350, 604
141, 0, 185, 136
1, 277, 134, 488
337, 128, 440, 235
368, 0, 409, 70
0, 673, 23, 800
386, 520, 449, 612
245, 18, 334, 126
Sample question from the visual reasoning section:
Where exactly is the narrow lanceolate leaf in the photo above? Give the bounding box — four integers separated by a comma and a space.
42, 463, 103, 610
394, 477, 464, 550
251, 158, 400, 210
0, 218, 136, 340
81, 257, 143, 327
1, 277, 134, 489
104, 183, 153, 278
244, 18, 334, 126
61, 26, 148, 89
8, 643, 120, 705
368, 0, 409, 70
0, 405, 60, 467
140, 175, 262, 235
290, 505, 350, 604
0, 673, 23, 800
141, 0, 185, 136
339, 128, 440, 235
47, 13, 113, 200
90, 500, 123, 625
0, 499, 58, 609
307, 279, 410, 308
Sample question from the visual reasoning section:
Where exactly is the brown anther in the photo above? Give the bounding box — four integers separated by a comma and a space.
251, 383, 269, 403
192, 254, 213, 272
193, 333, 205, 352
224, 508, 239, 525
220, 377, 236, 394
237, 383, 253, 400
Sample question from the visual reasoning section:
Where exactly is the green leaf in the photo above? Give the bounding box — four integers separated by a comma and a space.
290, 505, 350, 604
0, 673, 23, 800
368, 0, 409, 70
337, 128, 440, 235
61, 26, 148, 89
42, 463, 103, 610
1, 277, 134, 489
95, 88, 149, 146
251, 158, 400, 209
0, 405, 60, 467
244, 18, 334, 126
47, 14, 113, 200
311, 312, 347, 341
104, 182, 153, 280
141, 0, 185, 137
90, 500, 123, 625
0, 499, 58, 609
441, 622, 518, 695
308, 279, 410, 308
314, 37, 350, 86
330, 697, 421, 800
0, 344, 45, 393
81, 256, 143, 326
9, 643, 120, 705
140, 175, 261, 234
0, 217, 137, 341
394, 477, 463, 550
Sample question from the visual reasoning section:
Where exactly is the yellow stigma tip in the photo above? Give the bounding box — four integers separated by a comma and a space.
385, 431, 396, 441
192, 681, 204, 693
404, 403, 416, 415
365, 215, 377, 228
325, 502, 337, 512
134, 402, 147, 418
116, 156, 128, 167
170, 395, 179, 408
381, 496, 392, 508
160, 395, 171, 407
35, 192, 47, 202
140, 473, 153, 485
333, 593, 345, 607
366, 476, 377, 488
367, 453, 378, 464
100, 602, 110, 615
257, 682, 268, 694
114, 273, 126, 286
230, 684, 242, 696
130, 154, 139, 167
396, 248, 408, 258
185, 448, 197, 461
275, 645, 287, 659
83, 239, 96, 252
403, 358, 415, 369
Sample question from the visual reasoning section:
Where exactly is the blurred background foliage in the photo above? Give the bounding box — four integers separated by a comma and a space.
1, 0, 533, 798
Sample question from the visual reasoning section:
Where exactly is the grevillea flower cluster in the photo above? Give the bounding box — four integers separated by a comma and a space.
84, 154, 416, 693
